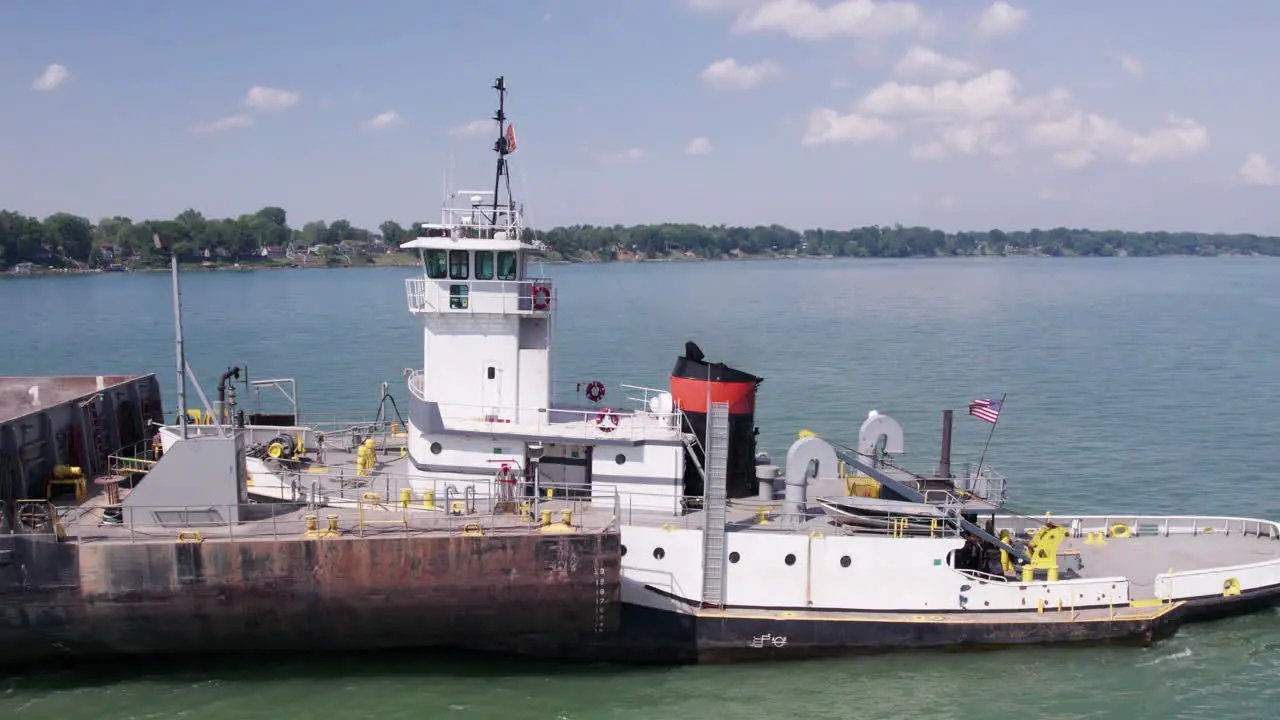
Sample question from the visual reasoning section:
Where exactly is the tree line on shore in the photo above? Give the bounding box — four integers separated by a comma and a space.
3, 205, 1278, 270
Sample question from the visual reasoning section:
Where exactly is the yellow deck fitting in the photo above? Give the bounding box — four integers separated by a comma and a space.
462, 522, 483, 536
177, 529, 203, 544
398, 487, 412, 508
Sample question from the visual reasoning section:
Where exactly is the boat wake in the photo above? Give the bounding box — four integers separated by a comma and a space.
1136, 647, 1192, 667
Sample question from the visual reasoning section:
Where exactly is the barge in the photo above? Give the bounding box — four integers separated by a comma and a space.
0, 373, 618, 665
4, 76, 1280, 666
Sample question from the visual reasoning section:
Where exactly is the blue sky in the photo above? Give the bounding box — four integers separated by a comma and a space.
3, 0, 1278, 234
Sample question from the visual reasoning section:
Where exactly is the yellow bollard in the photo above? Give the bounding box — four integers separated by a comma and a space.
305, 514, 318, 533
1047, 567, 1059, 582
540, 509, 552, 526
423, 489, 435, 509
756, 508, 769, 525
561, 509, 574, 527
399, 487, 412, 508
1021, 565, 1033, 583
326, 514, 339, 534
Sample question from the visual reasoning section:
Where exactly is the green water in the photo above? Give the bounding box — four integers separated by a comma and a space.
2, 258, 1279, 718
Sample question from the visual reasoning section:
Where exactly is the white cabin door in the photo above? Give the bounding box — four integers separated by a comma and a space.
482, 361, 502, 419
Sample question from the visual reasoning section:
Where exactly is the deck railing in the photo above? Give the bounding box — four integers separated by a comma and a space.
405, 277, 554, 315
994, 513, 1280, 541
33, 496, 615, 545
405, 373, 683, 442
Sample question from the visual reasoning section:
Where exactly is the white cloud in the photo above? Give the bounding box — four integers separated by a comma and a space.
893, 46, 978, 81
190, 114, 254, 135
601, 148, 645, 162
1119, 54, 1145, 79
910, 121, 1012, 160
1238, 153, 1276, 186
699, 58, 782, 90
978, 1, 1027, 38
732, 0, 925, 40
861, 69, 1022, 121
802, 108, 898, 145
32, 64, 70, 91
244, 85, 301, 110
1024, 110, 1208, 168
810, 61, 1209, 168
448, 119, 493, 137
687, 0, 760, 10
685, 137, 714, 155
362, 110, 403, 130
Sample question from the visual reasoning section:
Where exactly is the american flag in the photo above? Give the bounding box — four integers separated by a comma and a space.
968, 398, 1002, 424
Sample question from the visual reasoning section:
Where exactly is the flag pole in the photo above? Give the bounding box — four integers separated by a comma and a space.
974, 393, 1006, 477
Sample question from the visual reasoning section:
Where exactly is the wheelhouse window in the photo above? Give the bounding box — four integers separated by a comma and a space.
497, 251, 518, 281
425, 250, 448, 279
475, 251, 495, 280
448, 250, 469, 280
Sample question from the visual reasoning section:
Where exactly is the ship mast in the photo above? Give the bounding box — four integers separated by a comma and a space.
490, 76, 515, 230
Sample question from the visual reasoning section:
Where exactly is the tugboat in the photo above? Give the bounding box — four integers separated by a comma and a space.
160, 76, 1280, 664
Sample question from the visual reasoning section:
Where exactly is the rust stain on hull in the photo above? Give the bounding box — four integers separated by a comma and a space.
0, 532, 621, 664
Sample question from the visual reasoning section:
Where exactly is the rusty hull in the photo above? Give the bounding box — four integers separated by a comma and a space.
0, 531, 620, 665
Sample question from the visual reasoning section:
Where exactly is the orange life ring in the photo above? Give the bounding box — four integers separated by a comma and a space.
531, 285, 551, 310
594, 408, 619, 432
585, 381, 606, 403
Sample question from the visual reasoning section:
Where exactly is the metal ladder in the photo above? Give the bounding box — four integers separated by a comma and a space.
700, 401, 730, 608
680, 417, 706, 482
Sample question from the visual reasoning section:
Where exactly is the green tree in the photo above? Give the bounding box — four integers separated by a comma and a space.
380, 220, 406, 246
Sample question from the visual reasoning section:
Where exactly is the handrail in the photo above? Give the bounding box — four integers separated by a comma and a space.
405, 277, 554, 315
45, 498, 613, 545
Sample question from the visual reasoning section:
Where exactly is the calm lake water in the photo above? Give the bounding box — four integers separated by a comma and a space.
2, 257, 1279, 719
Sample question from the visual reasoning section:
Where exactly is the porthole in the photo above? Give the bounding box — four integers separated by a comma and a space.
784, 553, 796, 566
729, 551, 740, 564
653, 547, 665, 560
840, 555, 852, 568
621, 545, 627, 557
615, 453, 627, 465
429, 442, 443, 455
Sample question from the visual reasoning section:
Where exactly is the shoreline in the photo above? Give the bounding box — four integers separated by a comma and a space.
2, 250, 1269, 278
